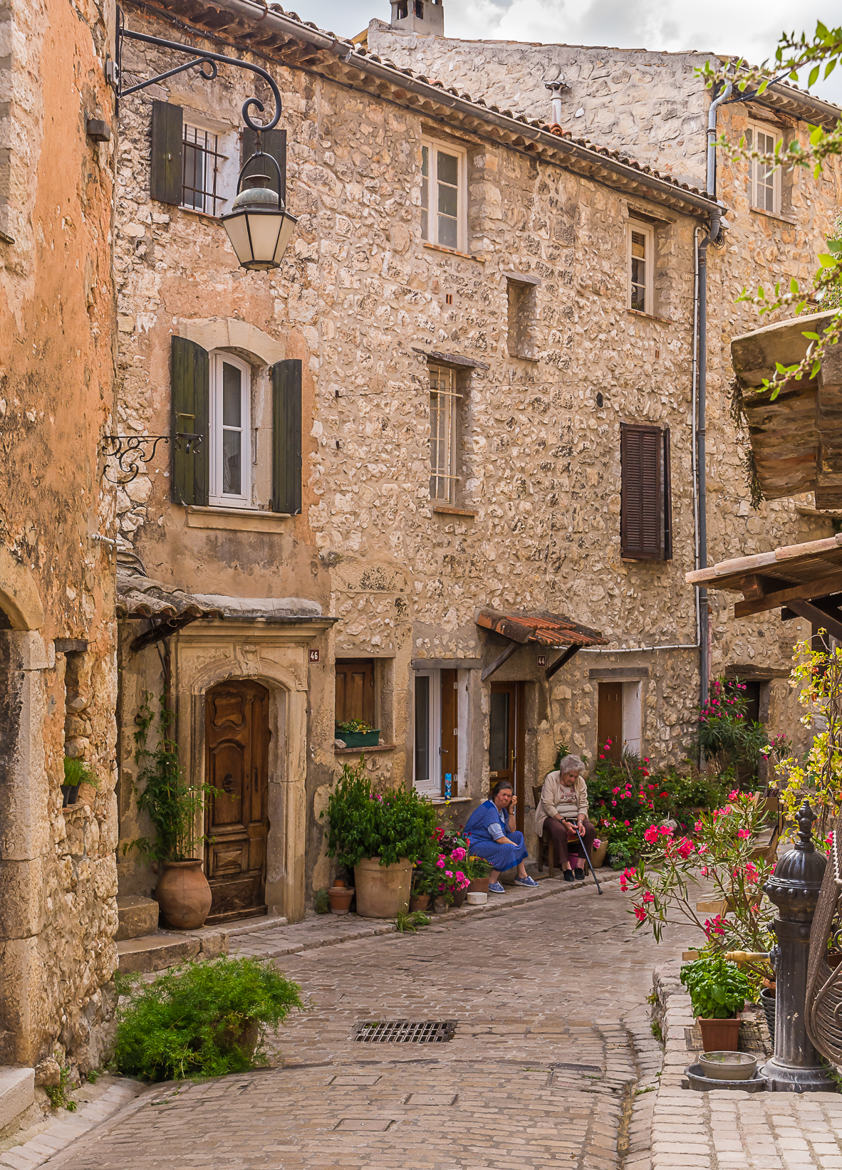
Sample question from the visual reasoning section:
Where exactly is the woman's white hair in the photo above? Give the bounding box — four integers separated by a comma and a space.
558, 754, 586, 777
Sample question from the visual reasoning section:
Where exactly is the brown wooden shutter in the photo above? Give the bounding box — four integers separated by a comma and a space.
170, 337, 209, 506
240, 129, 287, 204
335, 659, 375, 726
150, 101, 183, 205
620, 422, 664, 560
271, 359, 302, 514
663, 427, 673, 560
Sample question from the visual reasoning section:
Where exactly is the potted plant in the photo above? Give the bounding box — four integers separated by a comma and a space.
335, 719, 381, 748
327, 877, 355, 915
680, 954, 751, 1051
62, 756, 97, 807
465, 852, 492, 894
128, 693, 215, 930
323, 759, 436, 918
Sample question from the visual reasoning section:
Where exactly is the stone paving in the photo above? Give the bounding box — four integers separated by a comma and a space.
46, 875, 682, 1170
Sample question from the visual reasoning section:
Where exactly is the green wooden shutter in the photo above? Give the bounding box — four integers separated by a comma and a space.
240, 128, 287, 204
663, 427, 673, 561
170, 337, 209, 506
150, 101, 184, 205
620, 422, 664, 560
271, 359, 302, 514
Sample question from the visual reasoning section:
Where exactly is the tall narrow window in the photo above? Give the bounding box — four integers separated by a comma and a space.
413, 668, 460, 797
620, 422, 672, 561
628, 220, 654, 314
429, 363, 462, 504
421, 138, 467, 251
181, 124, 226, 215
209, 353, 251, 507
747, 122, 782, 214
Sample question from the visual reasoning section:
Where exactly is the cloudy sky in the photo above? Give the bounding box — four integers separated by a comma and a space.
294, 0, 842, 103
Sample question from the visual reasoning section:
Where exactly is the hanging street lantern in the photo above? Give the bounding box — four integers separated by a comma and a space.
221, 154, 298, 271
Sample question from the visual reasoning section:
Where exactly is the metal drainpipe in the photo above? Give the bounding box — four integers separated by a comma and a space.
696, 82, 732, 710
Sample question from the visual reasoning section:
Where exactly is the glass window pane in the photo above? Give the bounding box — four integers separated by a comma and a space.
438, 215, 458, 249
489, 692, 510, 772
631, 231, 646, 258
222, 430, 241, 495
222, 364, 242, 425
437, 150, 458, 186
414, 676, 430, 782
438, 184, 458, 218
422, 144, 429, 179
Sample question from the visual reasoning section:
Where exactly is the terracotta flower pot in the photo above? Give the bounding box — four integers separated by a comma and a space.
328, 879, 354, 915
698, 1015, 741, 1052
155, 859, 213, 930
354, 856, 412, 918
409, 892, 431, 912
452, 888, 467, 908
468, 876, 490, 894
590, 841, 608, 868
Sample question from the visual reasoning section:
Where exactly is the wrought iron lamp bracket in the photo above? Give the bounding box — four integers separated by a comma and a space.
111, 6, 282, 133
101, 433, 202, 485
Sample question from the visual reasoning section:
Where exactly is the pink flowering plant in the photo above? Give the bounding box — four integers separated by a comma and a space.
695, 676, 769, 785
412, 826, 472, 903
622, 790, 774, 983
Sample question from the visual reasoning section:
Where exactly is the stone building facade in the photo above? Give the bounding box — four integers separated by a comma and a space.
112, 0, 841, 924
0, 0, 117, 1073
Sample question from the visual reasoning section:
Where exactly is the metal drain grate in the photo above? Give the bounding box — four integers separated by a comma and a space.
352, 1019, 456, 1043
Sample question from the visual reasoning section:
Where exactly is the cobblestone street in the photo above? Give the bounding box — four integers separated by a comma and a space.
50, 880, 692, 1170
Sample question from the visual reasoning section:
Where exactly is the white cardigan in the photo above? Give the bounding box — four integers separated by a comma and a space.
534, 771, 589, 836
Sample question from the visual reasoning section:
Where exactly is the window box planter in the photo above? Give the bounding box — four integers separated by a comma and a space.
335, 728, 381, 748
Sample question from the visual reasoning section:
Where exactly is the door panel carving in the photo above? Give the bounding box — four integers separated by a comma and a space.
205, 680, 270, 922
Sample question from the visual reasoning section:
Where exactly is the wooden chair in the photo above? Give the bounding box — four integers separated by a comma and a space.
532, 784, 556, 877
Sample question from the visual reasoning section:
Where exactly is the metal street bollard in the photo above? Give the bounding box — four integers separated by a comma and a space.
762, 801, 836, 1092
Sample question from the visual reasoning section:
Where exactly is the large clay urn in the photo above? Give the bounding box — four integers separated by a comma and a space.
354, 857, 411, 918
155, 859, 213, 930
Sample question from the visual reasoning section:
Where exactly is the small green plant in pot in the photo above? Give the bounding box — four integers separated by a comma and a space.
335, 719, 380, 748
323, 759, 436, 918
680, 954, 751, 1051
113, 956, 302, 1081
62, 756, 97, 808
127, 693, 217, 930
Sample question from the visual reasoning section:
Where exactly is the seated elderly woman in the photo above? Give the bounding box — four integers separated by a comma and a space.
463, 780, 538, 894
535, 754, 596, 883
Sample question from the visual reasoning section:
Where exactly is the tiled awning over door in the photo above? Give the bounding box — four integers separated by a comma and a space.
476, 608, 607, 680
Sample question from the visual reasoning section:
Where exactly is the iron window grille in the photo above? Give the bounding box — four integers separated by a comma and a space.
181, 124, 226, 216
429, 363, 462, 504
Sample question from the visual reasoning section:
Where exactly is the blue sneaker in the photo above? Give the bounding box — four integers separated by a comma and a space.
515, 875, 539, 888
488, 881, 505, 894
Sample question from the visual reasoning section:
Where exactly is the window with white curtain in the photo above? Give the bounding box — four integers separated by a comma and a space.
209, 352, 252, 507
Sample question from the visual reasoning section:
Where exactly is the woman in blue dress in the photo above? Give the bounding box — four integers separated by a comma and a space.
464, 780, 537, 894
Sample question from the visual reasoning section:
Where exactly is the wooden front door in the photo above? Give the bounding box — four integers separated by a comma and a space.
489, 681, 525, 832
597, 682, 623, 762
204, 680, 270, 923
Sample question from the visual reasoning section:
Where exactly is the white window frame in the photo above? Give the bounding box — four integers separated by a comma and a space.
748, 121, 783, 215
421, 136, 468, 252
413, 670, 441, 797
208, 352, 253, 508
429, 363, 463, 504
621, 681, 643, 757
627, 220, 655, 315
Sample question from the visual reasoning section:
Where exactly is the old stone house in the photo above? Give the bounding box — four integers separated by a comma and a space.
0, 0, 117, 1079
111, 0, 841, 929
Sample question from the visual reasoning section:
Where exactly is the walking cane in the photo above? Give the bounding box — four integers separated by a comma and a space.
573, 824, 603, 895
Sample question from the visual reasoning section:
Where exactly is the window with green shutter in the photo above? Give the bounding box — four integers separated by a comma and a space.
271, 359, 302, 515
620, 422, 672, 561
170, 337, 210, 506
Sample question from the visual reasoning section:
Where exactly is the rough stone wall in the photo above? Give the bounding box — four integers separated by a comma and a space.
0, 0, 117, 1071
116, 10, 841, 904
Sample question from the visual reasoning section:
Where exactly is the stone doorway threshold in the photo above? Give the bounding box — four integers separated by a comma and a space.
116, 912, 288, 975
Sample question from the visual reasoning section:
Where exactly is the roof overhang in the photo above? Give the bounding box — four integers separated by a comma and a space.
128, 0, 721, 220
686, 533, 842, 639
476, 608, 607, 681
731, 310, 842, 508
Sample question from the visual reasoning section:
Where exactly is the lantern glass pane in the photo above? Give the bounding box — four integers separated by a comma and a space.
246, 212, 282, 265
222, 212, 253, 265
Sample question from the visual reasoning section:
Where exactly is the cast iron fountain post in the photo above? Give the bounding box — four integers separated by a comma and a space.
762, 801, 836, 1091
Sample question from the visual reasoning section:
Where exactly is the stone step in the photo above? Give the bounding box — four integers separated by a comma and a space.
117, 927, 228, 974
116, 894, 159, 941
0, 1067, 34, 1135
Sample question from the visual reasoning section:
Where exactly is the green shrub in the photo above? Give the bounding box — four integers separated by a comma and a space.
680, 955, 751, 1020
113, 957, 302, 1081
323, 759, 436, 869
63, 756, 97, 788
